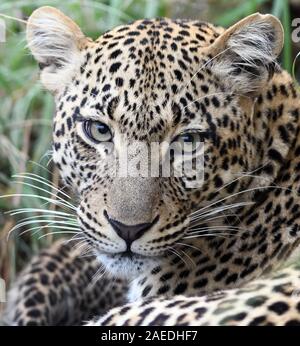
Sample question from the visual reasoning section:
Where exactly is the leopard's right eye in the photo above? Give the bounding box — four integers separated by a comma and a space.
83, 120, 113, 144
171, 132, 206, 155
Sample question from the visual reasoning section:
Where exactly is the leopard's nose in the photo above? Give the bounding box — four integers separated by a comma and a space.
104, 210, 158, 248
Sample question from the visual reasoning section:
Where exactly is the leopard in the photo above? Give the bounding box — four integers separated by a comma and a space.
3, 6, 300, 326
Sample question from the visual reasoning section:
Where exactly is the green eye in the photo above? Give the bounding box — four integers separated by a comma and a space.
83, 120, 113, 143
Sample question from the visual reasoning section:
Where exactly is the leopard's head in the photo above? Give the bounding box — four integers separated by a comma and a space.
27, 7, 283, 277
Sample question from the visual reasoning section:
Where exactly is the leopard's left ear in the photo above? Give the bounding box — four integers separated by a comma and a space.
26, 6, 88, 93
208, 13, 284, 95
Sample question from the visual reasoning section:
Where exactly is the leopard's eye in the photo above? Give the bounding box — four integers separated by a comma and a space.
83, 120, 112, 143
173, 132, 205, 154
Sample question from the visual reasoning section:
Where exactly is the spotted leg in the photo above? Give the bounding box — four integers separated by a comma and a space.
3, 240, 127, 326
87, 264, 300, 326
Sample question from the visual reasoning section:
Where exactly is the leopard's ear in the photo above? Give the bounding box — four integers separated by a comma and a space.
208, 13, 284, 95
26, 6, 88, 93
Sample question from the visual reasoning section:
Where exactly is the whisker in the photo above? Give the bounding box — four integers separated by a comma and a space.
7, 208, 75, 217
28, 160, 54, 176
189, 224, 243, 229
214, 162, 271, 194
78, 242, 96, 258
47, 157, 53, 166
186, 226, 246, 234
8, 218, 79, 236
177, 247, 196, 268
12, 174, 74, 207
192, 213, 242, 224
189, 162, 279, 225
190, 201, 253, 220
38, 231, 81, 240
79, 247, 95, 258
0, 193, 76, 211
175, 242, 202, 254
183, 233, 233, 239
15, 214, 77, 225
6, 222, 80, 241
79, 253, 96, 258
89, 264, 107, 288
73, 240, 91, 253
190, 185, 287, 220
16, 224, 81, 239
167, 246, 189, 268
65, 234, 86, 244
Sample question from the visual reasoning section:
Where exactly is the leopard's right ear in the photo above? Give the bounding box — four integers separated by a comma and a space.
26, 6, 88, 93
207, 13, 284, 96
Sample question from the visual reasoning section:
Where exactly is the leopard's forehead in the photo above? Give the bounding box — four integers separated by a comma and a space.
92, 18, 223, 67
62, 18, 224, 140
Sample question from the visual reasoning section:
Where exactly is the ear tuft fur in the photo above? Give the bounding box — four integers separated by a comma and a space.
26, 6, 87, 92
210, 14, 284, 95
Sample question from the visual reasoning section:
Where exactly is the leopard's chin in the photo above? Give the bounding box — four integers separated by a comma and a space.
96, 251, 161, 279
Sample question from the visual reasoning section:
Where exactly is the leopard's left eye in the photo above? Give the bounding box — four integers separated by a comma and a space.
172, 132, 205, 154
83, 120, 113, 143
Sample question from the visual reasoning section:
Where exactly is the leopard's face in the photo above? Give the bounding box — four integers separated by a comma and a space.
27, 8, 283, 277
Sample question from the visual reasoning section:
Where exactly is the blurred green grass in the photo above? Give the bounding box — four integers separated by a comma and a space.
0, 0, 298, 285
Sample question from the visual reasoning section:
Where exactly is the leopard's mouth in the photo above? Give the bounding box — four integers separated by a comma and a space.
89, 222, 189, 261
103, 250, 148, 260
97, 248, 166, 262
96, 249, 162, 278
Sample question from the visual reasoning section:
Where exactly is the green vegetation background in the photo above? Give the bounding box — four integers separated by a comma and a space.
0, 0, 299, 286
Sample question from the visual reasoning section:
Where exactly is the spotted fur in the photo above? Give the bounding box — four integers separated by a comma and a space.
4, 7, 300, 326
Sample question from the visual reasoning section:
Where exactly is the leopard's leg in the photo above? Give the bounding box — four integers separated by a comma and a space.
87, 264, 300, 326
3, 240, 128, 325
